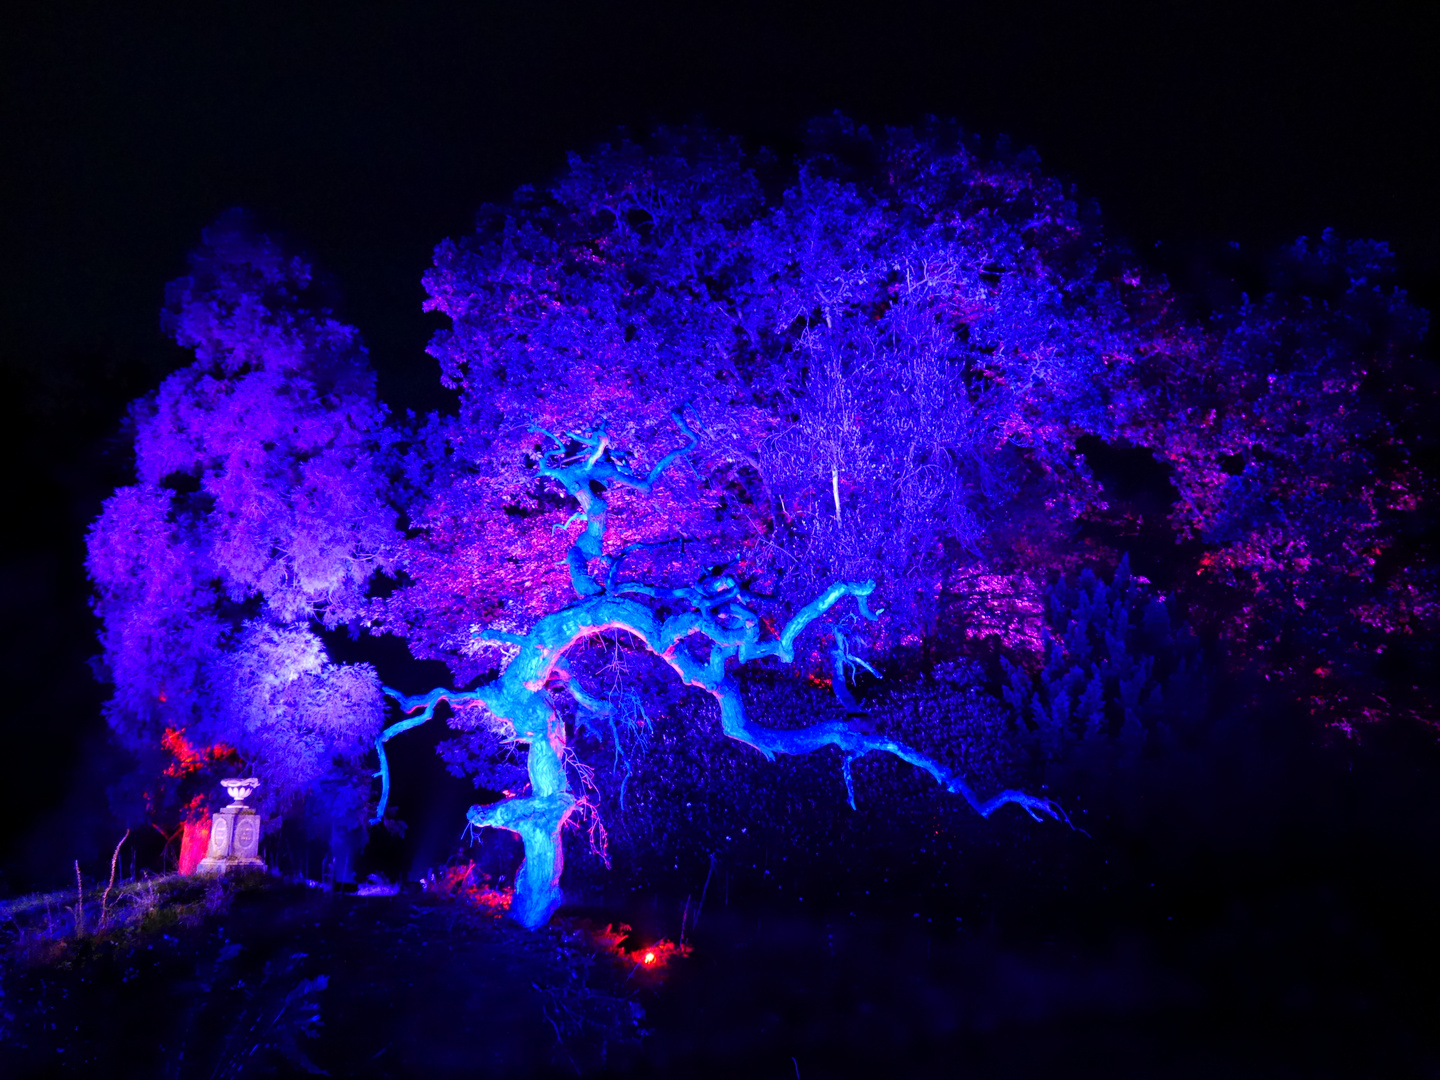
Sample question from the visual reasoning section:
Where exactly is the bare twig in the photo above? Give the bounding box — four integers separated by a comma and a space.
693, 853, 717, 933
73, 860, 84, 937
100, 828, 131, 930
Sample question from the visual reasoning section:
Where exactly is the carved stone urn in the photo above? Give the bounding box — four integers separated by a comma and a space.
220, 777, 259, 808
197, 777, 265, 875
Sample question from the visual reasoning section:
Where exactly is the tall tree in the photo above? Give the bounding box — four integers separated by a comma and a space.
87, 212, 400, 841
381, 120, 1432, 925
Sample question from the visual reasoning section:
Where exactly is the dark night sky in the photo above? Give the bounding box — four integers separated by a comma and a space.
1, 0, 1436, 879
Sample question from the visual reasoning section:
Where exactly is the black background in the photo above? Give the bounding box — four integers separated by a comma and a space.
1, 0, 1436, 886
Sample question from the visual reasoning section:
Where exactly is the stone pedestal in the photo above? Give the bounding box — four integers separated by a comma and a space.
197, 778, 265, 874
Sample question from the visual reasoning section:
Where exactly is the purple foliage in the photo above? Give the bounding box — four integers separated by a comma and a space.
393, 120, 1190, 677
83, 122, 1434, 913
87, 212, 399, 829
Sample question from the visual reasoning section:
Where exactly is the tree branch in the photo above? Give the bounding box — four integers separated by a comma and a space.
370, 685, 498, 824
379, 405, 1067, 924
532, 408, 701, 597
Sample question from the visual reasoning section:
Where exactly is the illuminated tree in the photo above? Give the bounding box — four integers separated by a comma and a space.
381, 120, 1431, 924
88, 120, 1431, 912
401, 120, 1191, 674
87, 212, 400, 838
375, 412, 1066, 927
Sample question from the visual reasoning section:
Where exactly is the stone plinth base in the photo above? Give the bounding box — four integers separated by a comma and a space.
196, 805, 265, 875
197, 856, 266, 874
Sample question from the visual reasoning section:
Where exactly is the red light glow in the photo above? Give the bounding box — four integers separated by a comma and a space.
591, 923, 692, 973
161, 727, 236, 778
432, 860, 514, 914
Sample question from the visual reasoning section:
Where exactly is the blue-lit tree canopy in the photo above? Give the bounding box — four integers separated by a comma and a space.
86, 214, 400, 838
87, 121, 1432, 927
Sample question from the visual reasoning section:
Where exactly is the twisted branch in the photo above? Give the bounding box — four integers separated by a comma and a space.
375, 410, 1066, 925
